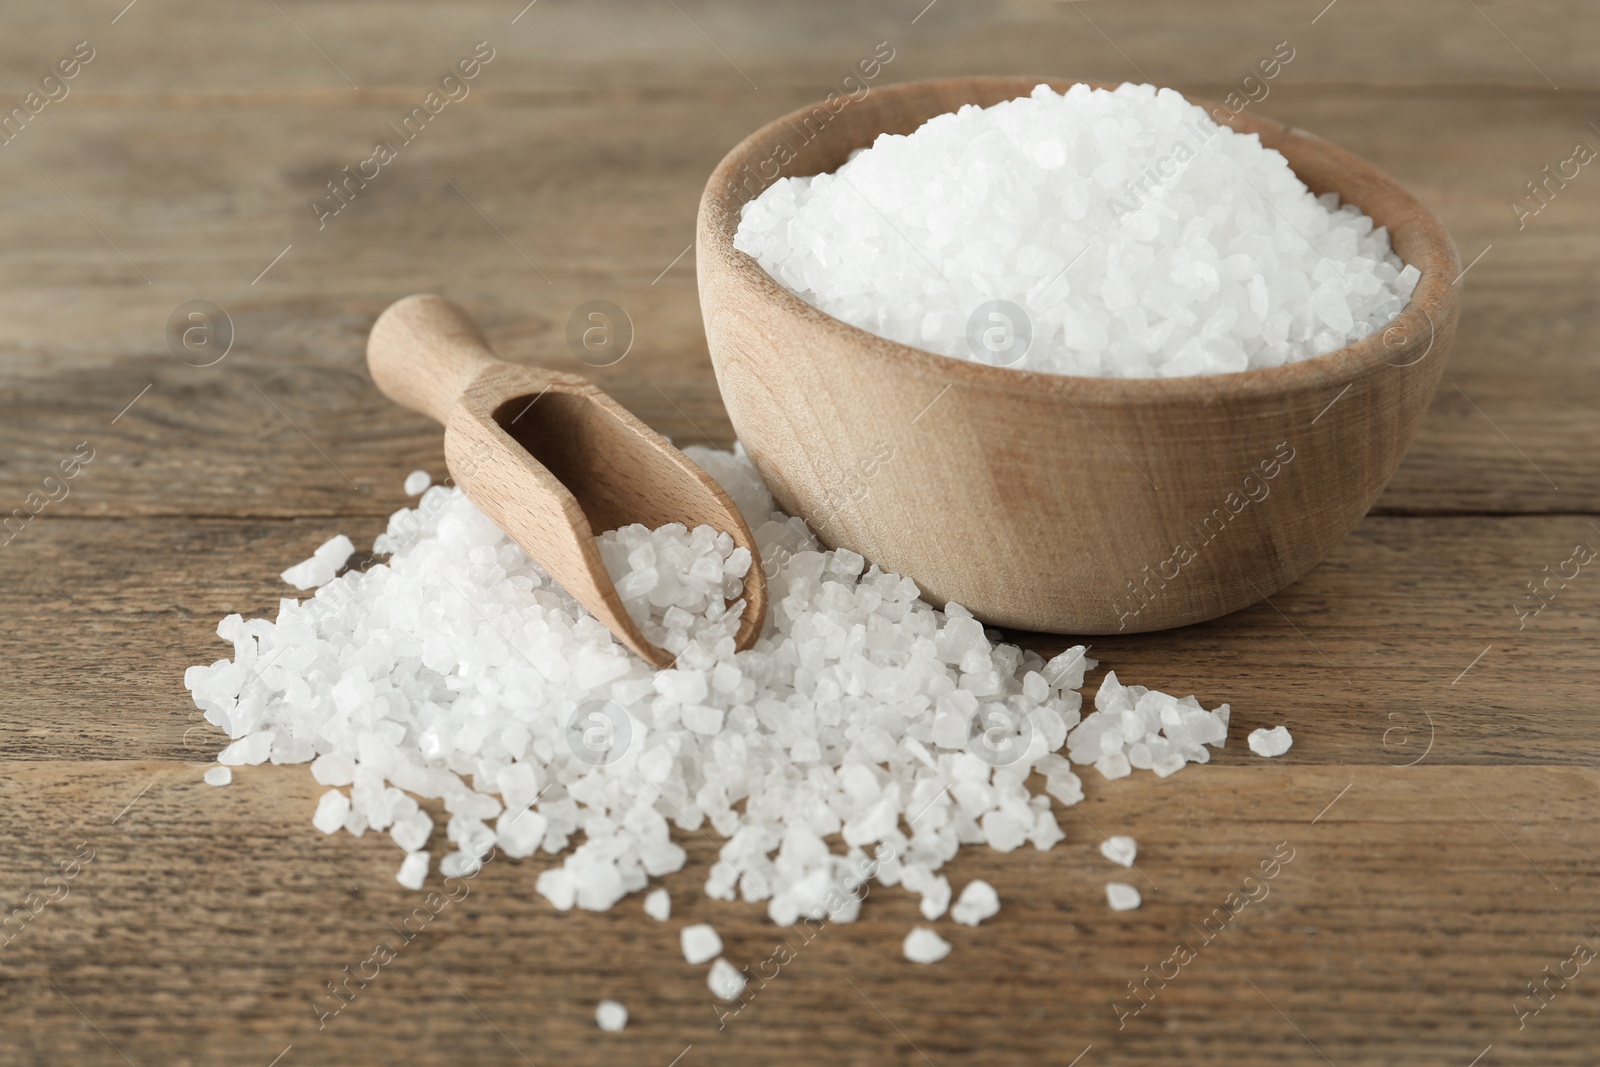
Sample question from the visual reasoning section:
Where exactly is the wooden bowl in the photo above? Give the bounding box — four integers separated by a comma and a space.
696, 76, 1460, 635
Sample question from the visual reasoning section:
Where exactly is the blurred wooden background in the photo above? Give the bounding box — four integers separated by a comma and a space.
0, 1, 1596, 1064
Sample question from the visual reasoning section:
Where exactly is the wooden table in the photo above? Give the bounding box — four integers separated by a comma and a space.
2, 2, 1596, 1064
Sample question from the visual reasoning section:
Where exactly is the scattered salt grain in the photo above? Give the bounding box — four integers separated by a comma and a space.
681, 923, 722, 965
185, 449, 1112, 929
403, 470, 431, 496
950, 879, 1001, 927
217, 730, 273, 766
707, 958, 747, 1000
312, 789, 350, 835
1068, 672, 1228, 781
203, 766, 232, 787
903, 926, 952, 964
396, 850, 429, 890
186, 448, 1245, 976
644, 888, 671, 922
1106, 882, 1142, 911
1100, 835, 1137, 867
595, 999, 628, 1032
279, 534, 354, 590
391, 810, 432, 853
1248, 725, 1294, 757
902, 867, 951, 921
735, 82, 1417, 378
310, 752, 355, 787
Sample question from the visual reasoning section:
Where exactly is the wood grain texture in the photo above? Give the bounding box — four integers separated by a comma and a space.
1, 2, 1597, 1065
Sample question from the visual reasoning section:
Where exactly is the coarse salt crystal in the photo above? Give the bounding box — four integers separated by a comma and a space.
218, 730, 273, 766
681, 923, 722, 965
391, 810, 432, 853
536, 867, 576, 910
312, 789, 350, 835
707, 958, 747, 1000
595, 999, 628, 1032
902, 867, 951, 921
396, 850, 429, 890
950, 879, 1001, 926
203, 766, 232, 787
403, 470, 431, 496
903, 926, 952, 964
1070, 673, 1229, 781
1100, 835, 1137, 867
280, 534, 355, 590
1248, 725, 1293, 757
1106, 882, 1142, 911
311, 752, 355, 786
644, 887, 671, 922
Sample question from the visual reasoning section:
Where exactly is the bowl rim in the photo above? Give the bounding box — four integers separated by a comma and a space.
699, 75, 1462, 405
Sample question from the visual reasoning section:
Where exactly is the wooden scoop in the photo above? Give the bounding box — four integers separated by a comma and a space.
367, 293, 767, 669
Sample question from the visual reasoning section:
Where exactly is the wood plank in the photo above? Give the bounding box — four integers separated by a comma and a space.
0, 91, 1595, 517
1, 268, 1595, 520
2, 513, 1596, 766
1, 1, 1597, 1065
0, 0, 1594, 95
0, 761, 1593, 1065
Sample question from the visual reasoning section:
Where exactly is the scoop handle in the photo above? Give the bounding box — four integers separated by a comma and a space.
368, 293, 502, 425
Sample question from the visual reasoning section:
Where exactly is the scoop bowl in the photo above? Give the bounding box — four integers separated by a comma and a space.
696, 76, 1460, 634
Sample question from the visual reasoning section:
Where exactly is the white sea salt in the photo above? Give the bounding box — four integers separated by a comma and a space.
403, 470, 431, 496
950, 879, 1000, 926
396, 850, 429, 890
1067, 672, 1227, 780
1106, 882, 1142, 911
681, 923, 722, 965
707, 958, 747, 1000
203, 766, 232, 787
595, 998, 628, 1032
735, 82, 1418, 378
1100, 835, 1137, 867
903, 926, 952, 964
644, 887, 672, 922
312, 789, 350, 834
391, 809, 432, 853
1248, 725, 1293, 757
217, 730, 273, 766
280, 534, 355, 590
311, 752, 355, 786
902, 867, 951, 921
183, 451, 1226, 945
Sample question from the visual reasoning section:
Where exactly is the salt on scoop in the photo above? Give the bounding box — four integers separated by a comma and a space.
735, 82, 1418, 378
903, 926, 952, 964
1106, 882, 1142, 911
1100, 835, 1137, 867
1248, 725, 1294, 757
